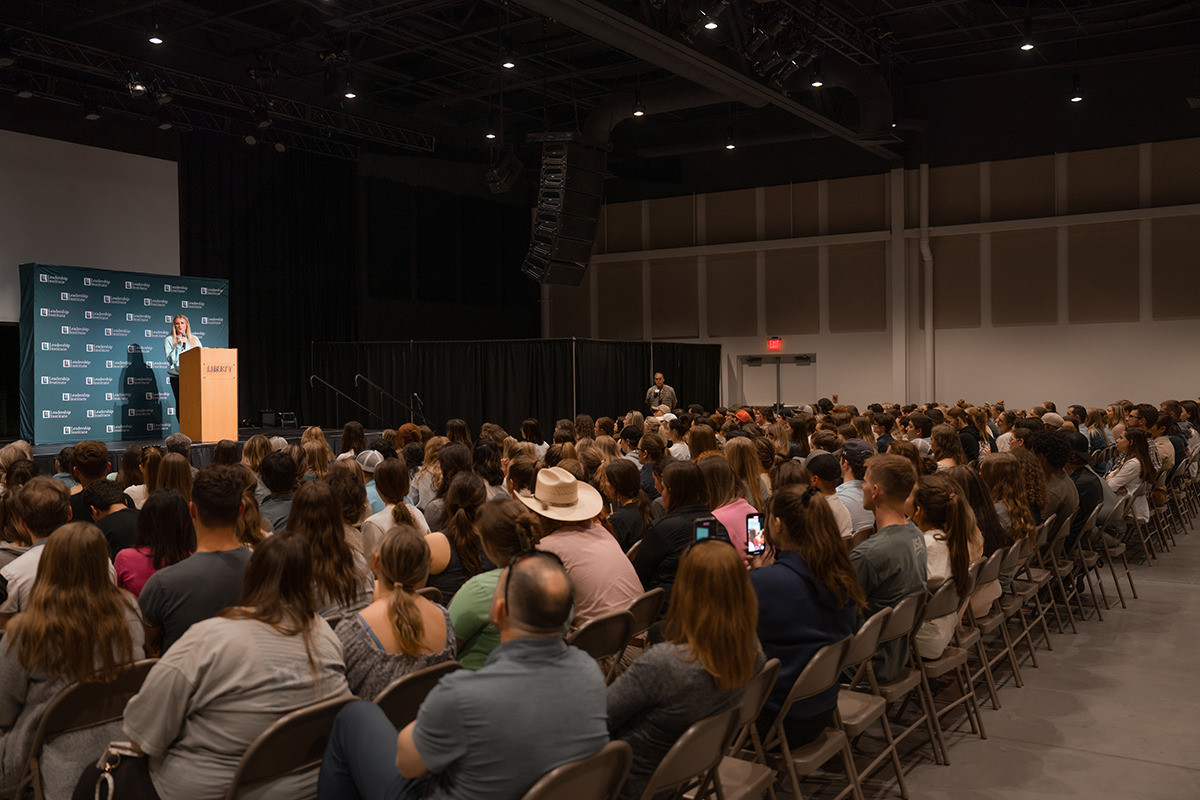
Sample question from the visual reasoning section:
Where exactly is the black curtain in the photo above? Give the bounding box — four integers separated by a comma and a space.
650, 341, 722, 412
310, 338, 721, 435
178, 131, 357, 422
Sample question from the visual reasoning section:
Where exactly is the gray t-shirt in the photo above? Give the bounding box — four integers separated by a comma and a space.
851, 520, 927, 681
123, 616, 350, 800
413, 637, 609, 800
139, 548, 252, 653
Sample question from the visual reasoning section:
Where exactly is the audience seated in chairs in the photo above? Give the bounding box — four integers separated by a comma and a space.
317, 550, 608, 800
522, 467, 644, 629
114, 488, 195, 597
607, 539, 764, 800
0, 477, 73, 625
908, 475, 976, 659
0, 522, 145, 799
850, 453, 927, 682
95, 533, 351, 800
449, 498, 541, 670
336, 525, 456, 699
287, 480, 373, 619
750, 484, 865, 747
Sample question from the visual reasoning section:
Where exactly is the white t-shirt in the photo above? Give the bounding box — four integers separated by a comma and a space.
914, 529, 954, 659
824, 493, 855, 539
668, 442, 691, 461
124, 616, 350, 800
361, 502, 431, 558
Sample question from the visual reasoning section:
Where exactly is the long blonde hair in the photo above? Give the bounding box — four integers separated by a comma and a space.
376, 525, 432, 654
723, 437, 766, 511
170, 314, 199, 348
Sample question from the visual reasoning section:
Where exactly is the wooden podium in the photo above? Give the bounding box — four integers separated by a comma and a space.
180, 348, 238, 443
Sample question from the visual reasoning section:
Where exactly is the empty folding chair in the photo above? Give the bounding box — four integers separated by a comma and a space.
1043, 513, 1084, 632
952, 559, 1001, 710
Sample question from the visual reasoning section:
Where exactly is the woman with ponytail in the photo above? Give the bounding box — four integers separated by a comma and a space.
750, 484, 866, 747
335, 525, 455, 698
909, 474, 975, 659
448, 498, 541, 669
424, 471, 491, 605
360, 459, 430, 558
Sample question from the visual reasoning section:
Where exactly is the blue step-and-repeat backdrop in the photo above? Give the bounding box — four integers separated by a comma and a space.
19, 263, 230, 445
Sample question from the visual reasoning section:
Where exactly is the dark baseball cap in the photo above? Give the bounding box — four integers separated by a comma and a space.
806, 452, 842, 482
618, 426, 643, 444
837, 438, 874, 466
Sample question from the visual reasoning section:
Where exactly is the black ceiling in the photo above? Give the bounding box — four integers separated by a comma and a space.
2, 0, 1199, 199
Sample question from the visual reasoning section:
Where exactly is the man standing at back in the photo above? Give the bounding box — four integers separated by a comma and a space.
317, 550, 609, 800
139, 464, 251, 653
645, 372, 677, 412
851, 454, 926, 682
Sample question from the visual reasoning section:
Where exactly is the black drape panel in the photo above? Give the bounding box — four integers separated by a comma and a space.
178, 131, 357, 422
651, 341, 722, 412
573, 340, 652, 419
309, 338, 721, 435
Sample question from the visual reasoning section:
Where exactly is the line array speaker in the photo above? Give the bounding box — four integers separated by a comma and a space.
521, 134, 607, 286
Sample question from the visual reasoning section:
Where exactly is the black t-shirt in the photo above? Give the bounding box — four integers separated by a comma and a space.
610, 503, 645, 552
97, 507, 141, 560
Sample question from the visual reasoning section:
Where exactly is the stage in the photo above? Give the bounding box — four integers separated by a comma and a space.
13, 427, 383, 477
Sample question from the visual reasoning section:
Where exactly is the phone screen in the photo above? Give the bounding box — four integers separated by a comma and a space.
746, 513, 766, 555
694, 518, 714, 541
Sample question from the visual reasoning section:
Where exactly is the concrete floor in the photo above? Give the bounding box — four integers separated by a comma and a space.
788, 519, 1200, 800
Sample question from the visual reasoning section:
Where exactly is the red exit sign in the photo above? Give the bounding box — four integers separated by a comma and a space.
767, 337, 783, 352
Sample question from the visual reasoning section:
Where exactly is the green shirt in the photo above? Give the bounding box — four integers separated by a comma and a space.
448, 568, 502, 670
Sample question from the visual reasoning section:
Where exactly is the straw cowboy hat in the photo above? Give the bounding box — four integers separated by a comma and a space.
516, 466, 603, 522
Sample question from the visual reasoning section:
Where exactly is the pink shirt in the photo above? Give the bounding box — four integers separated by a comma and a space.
114, 546, 158, 596
712, 498, 759, 561
537, 521, 645, 628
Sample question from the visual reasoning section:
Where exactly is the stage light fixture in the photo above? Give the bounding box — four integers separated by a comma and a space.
273, 142, 286, 153
128, 78, 146, 97
244, 133, 258, 146
343, 74, 356, 99
155, 89, 172, 105
725, 129, 736, 150
252, 105, 272, 129
704, 15, 718, 30
501, 45, 516, 69
1070, 74, 1083, 103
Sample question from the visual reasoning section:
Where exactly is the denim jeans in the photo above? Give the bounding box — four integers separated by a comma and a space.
317, 701, 430, 800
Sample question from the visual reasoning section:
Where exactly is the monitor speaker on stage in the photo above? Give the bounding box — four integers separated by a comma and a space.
521, 133, 608, 287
